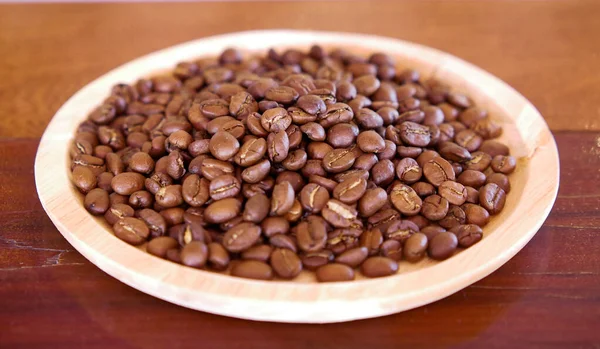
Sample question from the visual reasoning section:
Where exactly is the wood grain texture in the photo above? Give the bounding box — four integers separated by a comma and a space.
0, 0, 598, 347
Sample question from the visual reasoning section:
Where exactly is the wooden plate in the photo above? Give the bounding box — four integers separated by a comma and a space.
34, 30, 559, 323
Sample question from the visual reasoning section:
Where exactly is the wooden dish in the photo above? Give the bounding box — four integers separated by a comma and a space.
34, 30, 559, 323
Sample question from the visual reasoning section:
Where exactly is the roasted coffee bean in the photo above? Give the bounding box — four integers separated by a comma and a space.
462, 203, 490, 227
428, 231, 458, 260
72, 166, 97, 194
113, 217, 149, 245
465, 151, 492, 171
229, 91, 258, 119
361, 257, 398, 278
377, 140, 397, 160
322, 148, 356, 173
420, 225, 446, 241
209, 131, 240, 161
333, 175, 367, 204
423, 157, 455, 187
104, 203, 135, 225
269, 233, 297, 253
299, 183, 330, 213
403, 233, 429, 262
111, 172, 144, 195
231, 260, 273, 280
455, 129, 483, 152
358, 188, 388, 217
356, 130, 385, 153
319, 103, 353, 128
297, 94, 326, 115
181, 174, 209, 207
267, 130, 290, 162
261, 217, 290, 237
265, 86, 299, 104
204, 198, 242, 224
138, 208, 167, 237
180, 241, 208, 268
421, 194, 449, 221
439, 142, 472, 163
73, 154, 106, 176
411, 181, 436, 197
129, 190, 153, 209
470, 118, 502, 139
334, 246, 368, 268
385, 220, 419, 243
390, 183, 422, 216
159, 207, 185, 226
438, 180, 467, 205
207, 242, 230, 270
242, 159, 271, 184
316, 263, 355, 282
269, 181, 295, 216
480, 140, 510, 157
457, 170, 487, 189
223, 222, 261, 253
395, 158, 422, 184
270, 248, 302, 279
322, 199, 358, 228
300, 122, 326, 142
368, 208, 400, 232
371, 159, 395, 186
84, 188, 110, 215
327, 123, 357, 148
486, 172, 511, 193
296, 215, 328, 252
241, 245, 273, 262
398, 121, 430, 147
282, 149, 308, 171
491, 155, 517, 174
243, 194, 270, 223
209, 174, 241, 200
308, 175, 338, 192
439, 205, 467, 229
261, 107, 292, 132
479, 183, 506, 214
147, 236, 178, 258
451, 224, 483, 247
458, 107, 487, 127
354, 153, 379, 171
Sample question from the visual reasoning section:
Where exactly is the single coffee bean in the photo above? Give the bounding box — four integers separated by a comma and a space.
451, 224, 483, 247
403, 233, 428, 262
411, 181, 436, 197
270, 181, 295, 216
269, 233, 297, 253
356, 130, 385, 153
129, 190, 153, 209
241, 245, 273, 262
297, 94, 326, 115
428, 231, 458, 260
390, 183, 422, 216
399, 121, 430, 147
300, 122, 326, 141
479, 183, 506, 214
355, 108, 384, 129
455, 129, 483, 152
166, 150, 186, 180
137, 208, 167, 238
243, 194, 270, 223
358, 188, 388, 217
209, 174, 241, 200
361, 256, 398, 278
104, 203, 134, 225
207, 242, 230, 270
438, 180, 468, 205
261, 217, 290, 237
420, 225, 446, 241
421, 194, 449, 221
319, 103, 354, 128
322, 148, 356, 173
261, 107, 292, 132
72, 166, 98, 194
204, 197, 242, 224
308, 175, 338, 193
299, 183, 330, 213
182, 174, 210, 207
180, 241, 208, 268
327, 123, 357, 148
423, 157, 455, 187
368, 208, 400, 233
111, 172, 145, 195
335, 246, 368, 268
458, 107, 487, 127
486, 172, 511, 193
439, 205, 467, 229
465, 186, 480, 204
231, 260, 274, 280
371, 159, 395, 186
457, 170, 487, 189
479, 140, 510, 157
147, 236, 178, 258
267, 130, 290, 162
464, 151, 492, 172
296, 215, 328, 252
222, 222, 262, 253
270, 248, 303, 279
385, 219, 419, 243
316, 263, 355, 282
209, 131, 240, 161
380, 240, 402, 261
322, 199, 358, 228
395, 158, 422, 184
84, 188, 110, 215
265, 86, 299, 104
155, 185, 183, 208
333, 174, 367, 204
241, 159, 271, 184
462, 203, 490, 226
491, 155, 517, 174
113, 217, 149, 245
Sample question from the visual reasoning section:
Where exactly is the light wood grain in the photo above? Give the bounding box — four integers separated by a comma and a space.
34, 30, 559, 323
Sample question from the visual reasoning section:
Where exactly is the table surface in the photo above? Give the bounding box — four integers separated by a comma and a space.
1, 1, 599, 348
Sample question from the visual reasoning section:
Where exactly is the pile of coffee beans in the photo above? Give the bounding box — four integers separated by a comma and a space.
71, 45, 516, 282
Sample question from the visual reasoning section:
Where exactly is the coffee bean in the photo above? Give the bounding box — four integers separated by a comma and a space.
269, 234, 297, 253
486, 172, 511, 193
241, 159, 271, 184
479, 183, 506, 214
316, 263, 355, 282
356, 130, 385, 153
270, 248, 302, 279
385, 219, 419, 243
231, 260, 273, 280
155, 184, 183, 208
457, 170, 487, 189
209, 131, 240, 161
297, 94, 326, 115
439, 180, 467, 205
241, 245, 273, 262
137, 208, 167, 238
222, 222, 261, 253
261, 217, 290, 237
84, 188, 109, 215
299, 183, 330, 213
479, 140, 510, 157
371, 159, 395, 186
380, 240, 402, 261
296, 215, 328, 252
113, 217, 149, 245
390, 183, 422, 216
354, 153, 379, 171
72, 166, 98, 194
361, 256, 398, 278
465, 186, 480, 204
402, 232, 428, 262
491, 155, 517, 174
428, 231, 458, 260
322, 199, 358, 228
276, 171, 305, 192
356, 108, 384, 129
439, 205, 467, 229
368, 208, 400, 233
209, 174, 240, 200
333, 174, 367, 204
204, 198, 242, 224
207, 242, 230, 270
180, 241, 208, 268
421, 194, 449, 221
111, 172, 145, 195
423, 157, 455, 187
182, 174, 210, 207
462, 203, 490, 227
333, 246, 368, 268
451, 224, 483, 247
327, 123, 357, 148
166, 150, 186, 180
412, 181, 436, 197
147, 236, 178, 258
455, 129, 483, 152
267, 130, 290, 162
243, 194, 270, 223
458, 107, 487, 127
319, 103, 353, 128
358, 188, 388, 217
399, 121, 430, 147
395, 158, 422, 184
265, 86, 299, 104
261, 107, 292, 132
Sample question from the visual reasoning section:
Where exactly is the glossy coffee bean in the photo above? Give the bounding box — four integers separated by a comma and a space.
361, 257, 398, 278
316, 263, 355, 282
231, 260, 274, 280
428, 232, 458, 260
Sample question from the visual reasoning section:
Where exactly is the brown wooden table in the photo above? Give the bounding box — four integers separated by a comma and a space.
1, 1, 599, 348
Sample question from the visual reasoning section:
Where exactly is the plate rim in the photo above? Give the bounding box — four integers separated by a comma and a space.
34, 29, 560, 323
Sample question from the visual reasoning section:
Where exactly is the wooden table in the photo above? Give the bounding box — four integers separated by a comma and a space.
1, 1, 599, 347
